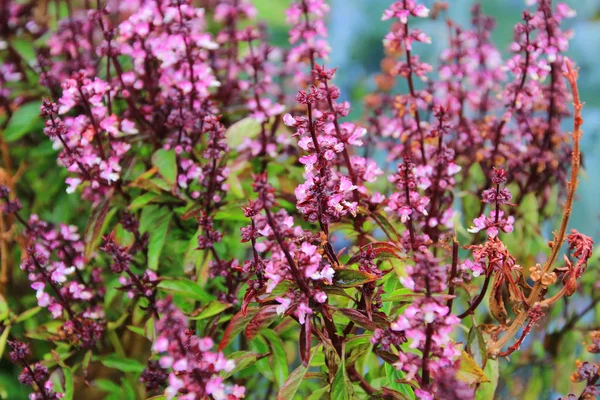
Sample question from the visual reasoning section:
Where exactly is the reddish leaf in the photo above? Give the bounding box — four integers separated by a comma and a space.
241, 288, 256, 316
299, 318, 312, 366
346, 242, 405, 266
181, 203, 205, 221
336, 308, 378, 331
244, 305, 279, 340
84, 199, 111, 261
376, 349, 399, 365
219, 307, 258, 351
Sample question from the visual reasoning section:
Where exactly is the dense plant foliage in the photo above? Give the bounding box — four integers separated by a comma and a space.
0, 0, 597, 399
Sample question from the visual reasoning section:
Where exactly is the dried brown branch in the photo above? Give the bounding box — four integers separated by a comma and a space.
488, 59, 584, 356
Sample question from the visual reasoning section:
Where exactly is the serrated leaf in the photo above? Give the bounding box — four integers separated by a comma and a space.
82, 350, 93, 373
384, 363, 415, 399
94, 379, 122, 394
307, 386, 330, 400
11, 38, 36, 64
346, 242, 405, 266
0, 294, 9, 322
245, 305, 279, 340
183, 227, 203, 274
128, 192, 160, 211
126, 325, 146, 337
140, 206, 172, 270
330, 344, 353, 400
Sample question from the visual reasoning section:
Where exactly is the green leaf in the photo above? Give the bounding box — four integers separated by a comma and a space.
330, 345, 353, 400
151, 149, 177, 186
0, 294, 9, 322
276, 346, 320, 400
107, 312, 129, 331
307, 386, 330, 400
189, 301, 232, 320
333, 269, 378, 288
98, 354, 145, 373
466, 325, 488, 369
82, 350, 93, 373
384, 363, 415, 399
61, 367, 74, 400
221, 351, 262, 379
120, 377, 136, 400
95, 378, 123, 394
3, 101, 42, 142
126, 325, 146, 337
475, 359, 499, 400
15, 307, 43, 323
0, 326, 11, 359
260, 329, 289, 389
140, 206, 172, 270
128, 192, 160, 211
225, 117, 261, 149
182, 227, 204, 274
158, 278, 214, 303
11, 38, 36, 64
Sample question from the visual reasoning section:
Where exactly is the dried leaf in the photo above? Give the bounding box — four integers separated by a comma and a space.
456, 351, 490, 385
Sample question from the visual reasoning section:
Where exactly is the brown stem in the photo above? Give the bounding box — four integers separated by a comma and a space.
487, 59, 584, 356
447, 238, 459, 313
263, 208, 310, 294
458, 272, 491, 319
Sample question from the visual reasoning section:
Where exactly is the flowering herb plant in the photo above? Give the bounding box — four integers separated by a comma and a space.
0, 0, 597, 399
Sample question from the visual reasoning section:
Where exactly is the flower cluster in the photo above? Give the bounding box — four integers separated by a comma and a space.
1, 0, 594, 399
148, 298, 245, 400
8, 340, 61, 400
560, 331, 600, 400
